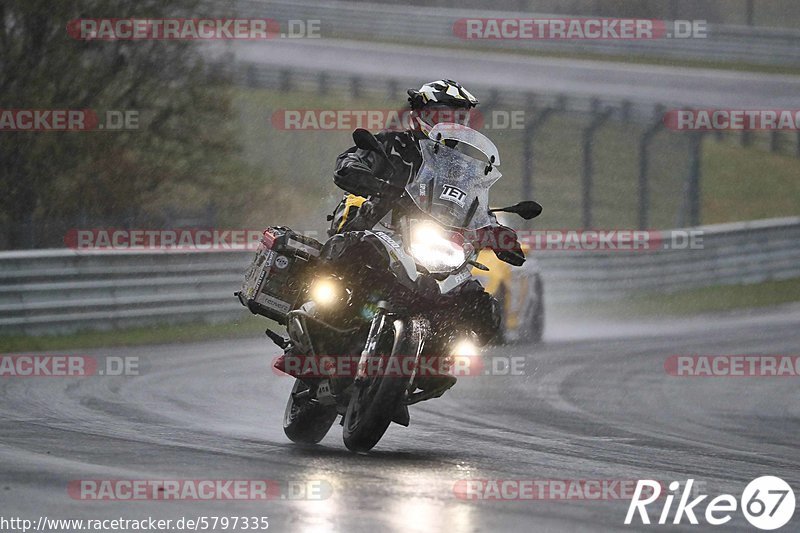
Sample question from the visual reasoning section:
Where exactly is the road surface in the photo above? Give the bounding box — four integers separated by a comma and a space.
1, 305, 799, 531
227, 38, 800, 107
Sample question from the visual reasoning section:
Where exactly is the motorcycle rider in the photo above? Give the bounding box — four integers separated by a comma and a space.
326, 80, 526, 345
274, 80, 527, 381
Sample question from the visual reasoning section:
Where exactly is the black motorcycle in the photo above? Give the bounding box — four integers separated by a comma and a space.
237, 123, 541, 452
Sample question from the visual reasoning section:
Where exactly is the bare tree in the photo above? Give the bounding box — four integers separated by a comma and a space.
0, 0, 242, 248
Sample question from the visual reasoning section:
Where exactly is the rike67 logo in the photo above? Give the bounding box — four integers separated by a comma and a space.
625, 477, 795, 530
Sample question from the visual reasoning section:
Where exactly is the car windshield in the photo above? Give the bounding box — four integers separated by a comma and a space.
404, 123, 501, 231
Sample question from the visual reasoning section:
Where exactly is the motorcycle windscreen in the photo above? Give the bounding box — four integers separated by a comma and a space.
405, 138, 501, 231
424, 122, 501, 166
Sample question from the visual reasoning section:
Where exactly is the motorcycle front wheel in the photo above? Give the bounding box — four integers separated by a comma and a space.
283, 379, 338, 444
342, 318, 414, 452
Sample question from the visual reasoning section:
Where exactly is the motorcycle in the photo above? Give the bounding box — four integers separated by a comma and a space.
237, 122, 541, 452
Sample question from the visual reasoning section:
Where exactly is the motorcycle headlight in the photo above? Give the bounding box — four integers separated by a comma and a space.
408, 221, 467, 273
310, 278, 344, 307
451, 338, 479, 357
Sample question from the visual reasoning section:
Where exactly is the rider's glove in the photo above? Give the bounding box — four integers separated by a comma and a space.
375, 177, 404, 198
334, 160, 383, 197
496, 247, 526, 267
491, 225, 526, 266
347, 160, 373, 176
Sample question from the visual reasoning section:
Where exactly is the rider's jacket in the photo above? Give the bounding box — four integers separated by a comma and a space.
331, 128, 526, 267
328, 128, 509, 344
334, 129, 424, 199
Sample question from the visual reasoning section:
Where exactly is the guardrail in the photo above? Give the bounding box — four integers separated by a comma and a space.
231, 0, 800, 67
2, 217, 799, 336
0, 249, 251, 336
537, 217, 800, 303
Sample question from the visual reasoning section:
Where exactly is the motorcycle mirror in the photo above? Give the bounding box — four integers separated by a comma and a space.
489, 201, 543, 220
353, 128, 387, 158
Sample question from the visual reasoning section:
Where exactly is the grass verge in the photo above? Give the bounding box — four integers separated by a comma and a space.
0, 313, 272, 352
557, 277, 800, 319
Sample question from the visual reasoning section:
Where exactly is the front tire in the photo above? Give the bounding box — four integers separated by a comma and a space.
342, 319, 413, 452
283, 380, 338, 444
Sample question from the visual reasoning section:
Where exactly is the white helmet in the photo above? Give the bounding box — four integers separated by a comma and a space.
407, 79, 479, 110
407, 80, 480, 134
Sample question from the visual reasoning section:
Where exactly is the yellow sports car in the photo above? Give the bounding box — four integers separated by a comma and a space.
471, 246, 544, 343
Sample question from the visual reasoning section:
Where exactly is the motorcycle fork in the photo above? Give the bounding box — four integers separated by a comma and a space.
355, 304, 425, 378
355, 305, 388, 383
405, 321, 428, 394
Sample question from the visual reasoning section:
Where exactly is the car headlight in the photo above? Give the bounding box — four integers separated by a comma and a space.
408, 221, 467, 273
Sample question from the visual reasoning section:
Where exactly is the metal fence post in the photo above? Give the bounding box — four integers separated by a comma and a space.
770, 131, 781, 153
521, 96, 560, 203
582, 102, 614, 228
620, 100, 632, 123
687, 132, 704, 226
350, 75, 362, 99
796, 132, 800, 158
279, 69, 292, 92
387, 78, 399, 101
522, 122, 534, 203
482, 89, 500, 123
638, 105, 665, 229
245, 64, 258, 88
